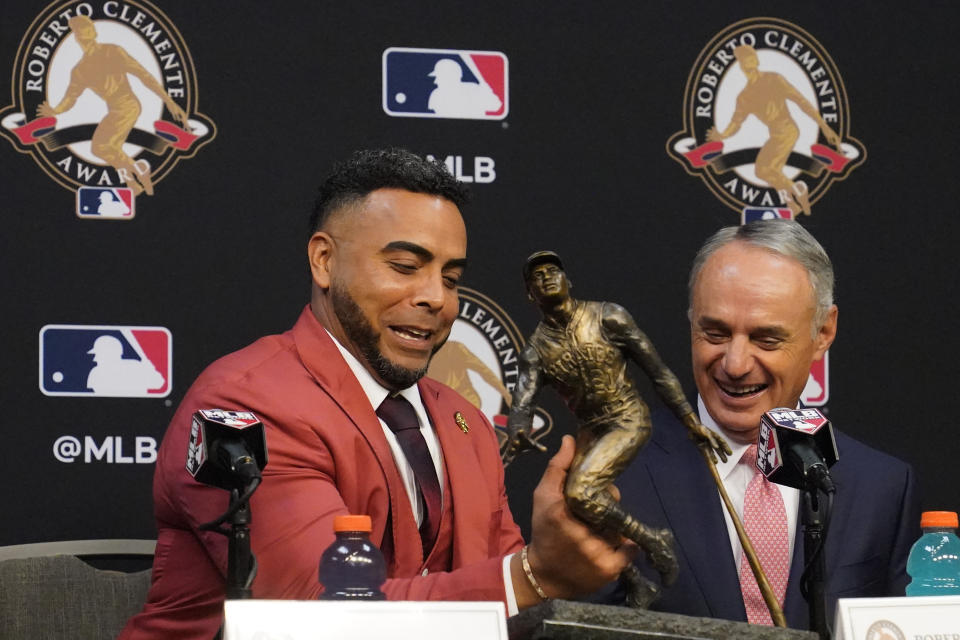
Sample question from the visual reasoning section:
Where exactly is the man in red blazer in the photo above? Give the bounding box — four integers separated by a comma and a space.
121, 149, 634, 639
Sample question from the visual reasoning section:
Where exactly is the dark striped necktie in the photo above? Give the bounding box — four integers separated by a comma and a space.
376, 394, 441, 557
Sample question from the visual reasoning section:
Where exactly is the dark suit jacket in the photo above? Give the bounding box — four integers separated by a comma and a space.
602, 408, 920, 629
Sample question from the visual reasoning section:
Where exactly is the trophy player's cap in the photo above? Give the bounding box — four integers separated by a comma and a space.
523, 250, 564, 282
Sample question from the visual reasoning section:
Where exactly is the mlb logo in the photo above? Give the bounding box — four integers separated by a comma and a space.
741, 207, 793, 224
40, 325, 171, 397
199, 409, 261, 428
383, 47, 508, 120
801, 352, 829, 406
766, 408, 829, 433
76, 187, 135, 219
756, 421, 782, 476
187, 416, 206, 475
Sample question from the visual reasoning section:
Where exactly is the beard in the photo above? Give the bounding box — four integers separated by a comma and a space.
330, 280, 435, 390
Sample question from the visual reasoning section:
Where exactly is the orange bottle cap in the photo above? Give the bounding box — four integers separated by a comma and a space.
920, 511, 959, 528
333, 514, 372, 532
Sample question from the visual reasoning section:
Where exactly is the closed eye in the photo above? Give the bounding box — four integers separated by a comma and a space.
702, 330, 728, 343
754, 336, 784, 349
389, 261, 418, 274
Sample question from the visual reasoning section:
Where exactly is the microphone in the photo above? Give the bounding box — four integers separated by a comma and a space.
756, 407, 838, 493
186, 409, 267, 490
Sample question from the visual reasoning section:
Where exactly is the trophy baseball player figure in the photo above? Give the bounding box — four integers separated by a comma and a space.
506, 250, 731, 607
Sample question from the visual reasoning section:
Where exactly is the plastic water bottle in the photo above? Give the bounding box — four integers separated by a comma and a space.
905, 511, 960, 596
318, 514, 387, 600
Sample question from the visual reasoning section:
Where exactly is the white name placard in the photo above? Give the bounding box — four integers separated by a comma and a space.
223, 600, 508, 640
834, 595, 960, 640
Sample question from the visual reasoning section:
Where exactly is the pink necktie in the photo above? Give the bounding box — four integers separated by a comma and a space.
738, 444, 789, 625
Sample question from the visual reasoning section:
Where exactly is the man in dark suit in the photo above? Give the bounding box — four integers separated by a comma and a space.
606, 219, 920, 629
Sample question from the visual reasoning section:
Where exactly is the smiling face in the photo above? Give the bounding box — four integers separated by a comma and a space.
309, 188, 467, 390
690, 241, 837, 443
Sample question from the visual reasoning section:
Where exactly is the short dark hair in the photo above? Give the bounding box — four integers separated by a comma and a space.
309, 148, 469, 235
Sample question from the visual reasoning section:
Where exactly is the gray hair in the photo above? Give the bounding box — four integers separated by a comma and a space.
688, 219, 835, 333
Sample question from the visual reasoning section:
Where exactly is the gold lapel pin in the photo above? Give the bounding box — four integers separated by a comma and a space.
454, 411, 469, 434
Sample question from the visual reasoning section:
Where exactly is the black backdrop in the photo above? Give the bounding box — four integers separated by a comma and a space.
2, 0, 957, 548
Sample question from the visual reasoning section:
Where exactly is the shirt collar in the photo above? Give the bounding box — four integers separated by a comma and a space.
697, 395, 752, 480
697, 395, 802, 479
326, 329, 420, 410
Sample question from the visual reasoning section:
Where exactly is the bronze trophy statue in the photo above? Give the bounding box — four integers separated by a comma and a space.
505, 250, 732, 608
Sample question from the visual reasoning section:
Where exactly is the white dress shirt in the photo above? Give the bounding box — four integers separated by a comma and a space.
698, 396, 799, 572
327, 331, 520, 613
328, 332, 444, 523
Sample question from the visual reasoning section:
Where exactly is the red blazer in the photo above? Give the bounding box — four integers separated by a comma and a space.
121, 306, 524, 640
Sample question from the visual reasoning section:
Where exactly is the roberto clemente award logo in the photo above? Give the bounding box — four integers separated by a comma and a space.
428, 287, 553, 453
667, 18, 865, 219
0, 1, 215, 219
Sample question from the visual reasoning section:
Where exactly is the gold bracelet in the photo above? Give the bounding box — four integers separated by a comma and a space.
520, 546, 548, 600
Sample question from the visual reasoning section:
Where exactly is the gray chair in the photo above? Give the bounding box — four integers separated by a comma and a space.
0, 540, 155, 640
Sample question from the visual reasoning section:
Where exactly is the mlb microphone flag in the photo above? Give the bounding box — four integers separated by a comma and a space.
757, 407, 838, 489
187, 409, 267, 490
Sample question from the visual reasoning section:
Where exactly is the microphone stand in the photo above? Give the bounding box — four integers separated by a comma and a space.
800, 486, 829, 640
199, 477, 262, 600
226, 486, 254, 599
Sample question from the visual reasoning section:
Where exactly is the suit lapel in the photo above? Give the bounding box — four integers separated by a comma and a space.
646, 420, 747, 620
783, 450, 854, 628
783, 497, 808, 627
419, 379, 491, 568
290, 306, 423, 573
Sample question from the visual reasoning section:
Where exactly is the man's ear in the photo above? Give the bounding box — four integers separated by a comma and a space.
813, 304, 838, 361
307, 231, 334, 290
